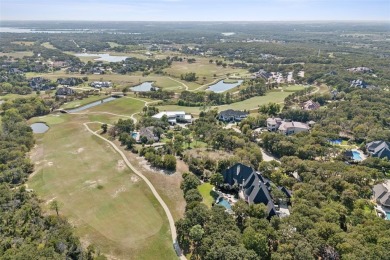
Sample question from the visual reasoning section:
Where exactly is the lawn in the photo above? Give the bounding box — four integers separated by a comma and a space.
164, 56, 248, 89
87, 96, 145, 115
156, 91, 293, 114
60, 95, 109, 109
28, 115, 177, 259
283, 85, 306, 92
198, 183, 218, 208
0, 51, 34, 58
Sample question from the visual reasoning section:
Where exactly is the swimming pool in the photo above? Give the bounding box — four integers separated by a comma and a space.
131, 132, 138, 139
329, 139, 342, 145
352, 150, 362, 161
386, 211, 390, 220
216, 198, 232, 210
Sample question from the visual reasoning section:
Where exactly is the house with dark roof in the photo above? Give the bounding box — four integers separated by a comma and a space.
221, 163, 291, 218
139, 126, 159, 143
373, 183, 390, 208
218, 109, 248, 122
366, 141, 390, 160
56, 87, 75, 97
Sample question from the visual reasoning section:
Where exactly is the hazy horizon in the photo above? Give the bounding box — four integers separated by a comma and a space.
1, 0, 389, 21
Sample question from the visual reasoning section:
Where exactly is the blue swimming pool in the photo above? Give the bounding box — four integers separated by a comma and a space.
329, 139, 342, 145
217, 198, 232, 210
352, 150, 362, 161
131, 132, 138, 139
386, 212, 390, 220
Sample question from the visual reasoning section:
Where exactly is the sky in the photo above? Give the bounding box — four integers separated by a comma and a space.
0, 0, 389, 21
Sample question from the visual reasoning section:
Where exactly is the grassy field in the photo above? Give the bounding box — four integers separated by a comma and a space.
28, 114, 177, 259
60, 95, 109, 109
0, 51, 34, 58
12, 41, 35, 46
41, 42, 57, 49
164, 57, 248, 89
198, 183, 218, 208
157, 91, 293, 114
26, 71, 188, 91
0, 93, 39, 101
86, 96, 145, 115
282, 85, 306, 92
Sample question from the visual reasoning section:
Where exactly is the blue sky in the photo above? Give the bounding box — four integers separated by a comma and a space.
0, 0, 389, 21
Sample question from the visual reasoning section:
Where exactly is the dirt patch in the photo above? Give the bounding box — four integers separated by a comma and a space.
84, 179, 103, 189
111, 186, 126, 198
77, 147, 84, 154
130, 175, 140, 183
46, 197, 57, 205
117, 160, 126, 171
47, 162, 54, 166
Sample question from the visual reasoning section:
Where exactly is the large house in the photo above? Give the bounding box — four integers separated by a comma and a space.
366, 141, 390, 160
278, 121, 310, 135
152, 111, 192, 125
301, 100, 320, 110
266, 117, 310, 135
221, 163, 291, 219
139, 126, 159, 143
90, 81, 112, 88
373, 183, 390, 208
218, 109, 248, 122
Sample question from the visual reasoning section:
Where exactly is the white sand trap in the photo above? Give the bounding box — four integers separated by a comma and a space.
47, 162, 53, 166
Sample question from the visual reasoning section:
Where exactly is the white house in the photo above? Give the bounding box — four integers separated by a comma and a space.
152, 111, 192, 124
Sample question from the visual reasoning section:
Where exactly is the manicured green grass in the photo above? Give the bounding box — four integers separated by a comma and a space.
198, 183, 218, 208
157, 91, 293, 114
0, 51, 34, 58
87, 96, 145, 115
41, 42, 57, 49
29, 116, 176, 259
164, 56, 248, 88
283, 85, 306, 92
60, 95, 109, 109
0, 93, 39, 101
215, 91, 292, 111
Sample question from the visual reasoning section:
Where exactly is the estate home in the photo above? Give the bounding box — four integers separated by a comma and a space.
373, 183, 390, 209
218, 109, 248, 122
266, 117, 310, 135
221, 163, 291, 219
152, 111, 192, 125
366, 140, 390, 160
301, 100, 320, 110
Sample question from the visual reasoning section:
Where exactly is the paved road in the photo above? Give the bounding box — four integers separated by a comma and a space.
84, 122, 186, 259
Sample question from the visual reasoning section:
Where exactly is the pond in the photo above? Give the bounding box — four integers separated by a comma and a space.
67, 97, 117, 113
206, 79, 243, 93
30, 123, 49, 134
130, 82, 159, 92
75, 53, 128, 62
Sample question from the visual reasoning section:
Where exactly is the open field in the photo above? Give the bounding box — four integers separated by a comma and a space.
0, 51, 34, 58
86, 96, 145, 115
60, 95, 110, 109
282, 85, 306, 92
0, 93, 39, 101
157, 90, 294, 114
41, 42, 57, 49
28, 114, 177, 259
26, 71, 188, 91
164, 57, 249, 88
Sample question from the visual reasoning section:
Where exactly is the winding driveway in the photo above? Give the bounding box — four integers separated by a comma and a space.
84, 122, 185, 259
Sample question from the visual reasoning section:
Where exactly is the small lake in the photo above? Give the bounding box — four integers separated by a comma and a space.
75, 53, 128, 62
67, 97, 117, 113
130, 82, 159, 92
206, 79, 243, 93
30, 123, 49, 134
